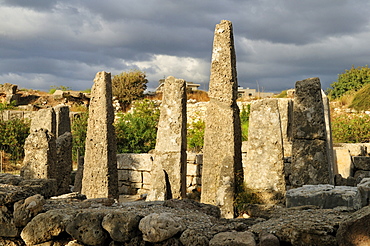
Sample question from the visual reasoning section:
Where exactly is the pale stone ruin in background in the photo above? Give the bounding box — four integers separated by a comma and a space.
147, 76, 187, 201
201, 20, 242, 218
290, 77, 332, 186
81, 71, 119, 199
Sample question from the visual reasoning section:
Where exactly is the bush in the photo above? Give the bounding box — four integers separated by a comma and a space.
331, 113, 370, 143
0, 101, 16, 111
349, 83, 370, 111
240, 105, 250, 141
115, 99, 160, 153
71, 111, 89, 161
328, 65, 370, 99
187, 120, 205, 152
0, 118, 30, 162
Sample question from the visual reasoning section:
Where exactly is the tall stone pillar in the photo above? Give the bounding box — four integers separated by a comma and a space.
200, 20, 242, 218
54, 105, 71, 137
244, 98, 292, 204
290, 77, 331, 186
81, 71, 118, 199
147, 76, 187, 201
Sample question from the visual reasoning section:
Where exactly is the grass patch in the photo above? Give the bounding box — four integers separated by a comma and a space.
350, 83, 370, 111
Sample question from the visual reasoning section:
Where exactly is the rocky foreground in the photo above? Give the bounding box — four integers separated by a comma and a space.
0, 172, 368, 246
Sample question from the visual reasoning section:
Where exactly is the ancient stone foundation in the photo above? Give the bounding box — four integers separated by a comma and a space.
201, 20, 242, 218
81, 71, 118, 199
148, 76, 187, 201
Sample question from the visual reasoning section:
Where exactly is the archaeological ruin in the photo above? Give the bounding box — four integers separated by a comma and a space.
1, 20, 370, 245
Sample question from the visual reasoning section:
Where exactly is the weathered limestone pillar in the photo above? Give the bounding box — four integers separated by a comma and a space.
54, 105, 71, 137
81, 71, 118, 199
21, 129, 57, 180
290, 77, 331, 187
244, 98, 292, 204
322, 90, 335, 184
200, 20, 242, 218
147, 76, 187, 201
54, 105, 73, 194
30, 108, 56, 136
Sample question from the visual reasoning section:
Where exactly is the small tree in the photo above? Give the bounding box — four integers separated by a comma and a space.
115, 99, 160, 153
112, 69, 148, 109
328, 65, 370, 99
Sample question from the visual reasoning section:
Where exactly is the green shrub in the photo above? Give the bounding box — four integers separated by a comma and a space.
0, 101, 16, 111
71, 111, 89, 161
187, 120, 205, 152
0, 118, 30, 162
115, 99, 160, 153
331, 113, 370, 143
275, 90, 288, 98
329, 65, 370, 99
349, 83, 370, 111
240, 105, 250, 141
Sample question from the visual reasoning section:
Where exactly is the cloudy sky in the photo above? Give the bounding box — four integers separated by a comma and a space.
1, 0, 370, 93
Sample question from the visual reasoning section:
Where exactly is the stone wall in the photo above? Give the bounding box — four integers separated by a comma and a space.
117, 152, 203, 197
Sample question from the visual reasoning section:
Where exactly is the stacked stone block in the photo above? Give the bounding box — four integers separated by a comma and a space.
290, 77, 332, 187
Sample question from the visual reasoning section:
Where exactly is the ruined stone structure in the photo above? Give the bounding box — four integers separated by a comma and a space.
201, 20, 242, 218
147, 76, 187, 201
244, 98, 292, 203
21, 105, 72, 195
21, 128, 57, 180
290, 77, 331, 187
81, 71, 118, 199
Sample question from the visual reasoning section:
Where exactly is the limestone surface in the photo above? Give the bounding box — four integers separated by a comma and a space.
81, 71, 118, 199
201, 20, 242, 219
148, 76, 187, 201
244, 98, 289, 204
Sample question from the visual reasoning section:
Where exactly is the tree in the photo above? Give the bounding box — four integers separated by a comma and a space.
115, 99, 160, 153
112, 69, 148, 108
328, 65, 370, 99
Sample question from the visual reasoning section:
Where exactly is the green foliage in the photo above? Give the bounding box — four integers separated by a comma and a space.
0, 101, 16, 111
275, 90, 288, 98
331, 113, 370, 143
329, 65, 370, 99
112, 69, 148, 108
0, 118, 30, 161
240, 105, 250, 141
71, 111, 89, 161
187, 120, 205, 152
49, 85, 71, 94
115, 99, 159, 153
349, 83, 370, 111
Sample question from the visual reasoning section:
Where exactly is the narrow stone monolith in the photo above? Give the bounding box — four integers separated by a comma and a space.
147, 76, 187, 201
290, 77, 331, 187
244, 98, 292, 204
200, 20, 242, 218
54, 105, 71, 137
81, 71, 118, 199
21, 128, 57, 180
55, 132, 72, 194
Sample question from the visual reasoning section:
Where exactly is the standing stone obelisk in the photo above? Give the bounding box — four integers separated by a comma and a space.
290, 77, 331, 187
81, 71, 118, 199
147, 76, 187, 201
201, 20, 242, 218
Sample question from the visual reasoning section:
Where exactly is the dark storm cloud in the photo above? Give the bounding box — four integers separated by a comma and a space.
1, 0, 370, 92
